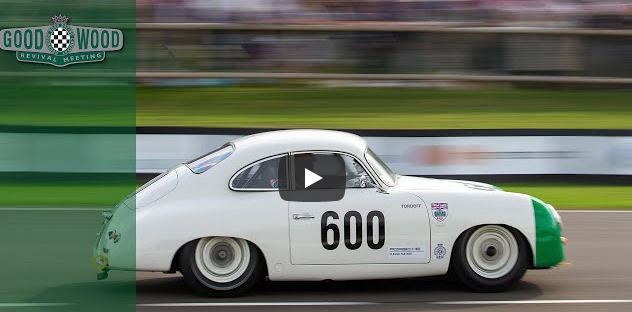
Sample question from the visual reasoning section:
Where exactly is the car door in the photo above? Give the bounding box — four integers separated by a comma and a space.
288, 152, 431, 265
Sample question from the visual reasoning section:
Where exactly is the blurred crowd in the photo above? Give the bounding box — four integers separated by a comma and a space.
136, 1, 632, 80
138, 0, 632, 28
5, 0, 629, 79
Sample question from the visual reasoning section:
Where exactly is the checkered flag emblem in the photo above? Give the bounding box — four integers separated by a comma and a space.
2, 14, 122, 67
50, 27, 70, 52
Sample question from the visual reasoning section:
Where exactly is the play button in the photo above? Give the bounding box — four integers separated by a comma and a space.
279, 153, 346, 202
304, 168, 322, 188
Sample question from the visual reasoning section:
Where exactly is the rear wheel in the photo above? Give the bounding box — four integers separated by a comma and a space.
180, 237, 263, 297
452, 225, 528, 292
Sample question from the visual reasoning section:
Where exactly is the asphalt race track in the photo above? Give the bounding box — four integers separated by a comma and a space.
1, 209, 630, 311
135, 211, 632, 312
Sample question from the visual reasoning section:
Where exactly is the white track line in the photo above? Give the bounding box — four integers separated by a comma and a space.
0, 207, 107, 211
0, 303, 70, 307
431, 299, 632, 305
138, 299, 632, 307
138, 302, 376, 307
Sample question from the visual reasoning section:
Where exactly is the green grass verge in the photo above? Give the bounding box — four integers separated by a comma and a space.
499, 183, 632, 209
0, 180, 134, 208
1, 86, 632, 129
136, 87, 632, 129
1, 180, 630, 209
0, 86, 135, 128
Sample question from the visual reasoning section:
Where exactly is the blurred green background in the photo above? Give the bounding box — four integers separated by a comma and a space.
2, 85, 631, 209
3, 86, 632, 129
0, 1, 136, 310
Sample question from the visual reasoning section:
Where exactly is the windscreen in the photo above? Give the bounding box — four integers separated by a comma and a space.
365, 148, 398, 186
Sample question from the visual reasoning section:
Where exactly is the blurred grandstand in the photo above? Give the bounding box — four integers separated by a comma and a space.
137, 0, 632, 27
131, 0, 632, 85
2, 1, 632, 84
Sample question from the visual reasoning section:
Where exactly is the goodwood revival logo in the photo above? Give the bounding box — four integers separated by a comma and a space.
0, 15, 123, 67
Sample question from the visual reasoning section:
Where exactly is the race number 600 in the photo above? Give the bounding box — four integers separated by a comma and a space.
320, 210, 385, 250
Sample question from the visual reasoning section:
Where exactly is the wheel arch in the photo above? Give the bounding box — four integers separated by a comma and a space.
169, 236, 270, 277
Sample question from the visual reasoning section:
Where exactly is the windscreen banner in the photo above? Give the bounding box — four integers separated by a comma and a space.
130, 134, 632, 176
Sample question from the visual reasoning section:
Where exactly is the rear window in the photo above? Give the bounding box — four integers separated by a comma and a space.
186, 145, 234, 174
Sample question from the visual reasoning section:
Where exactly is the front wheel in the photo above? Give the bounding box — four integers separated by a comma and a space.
179, 237, 263, 297
452, 225, 528, 292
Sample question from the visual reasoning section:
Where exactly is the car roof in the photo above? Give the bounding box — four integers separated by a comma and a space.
230, 129, 367, 159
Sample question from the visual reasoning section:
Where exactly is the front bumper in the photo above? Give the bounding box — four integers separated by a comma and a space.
92, 204, 136, 278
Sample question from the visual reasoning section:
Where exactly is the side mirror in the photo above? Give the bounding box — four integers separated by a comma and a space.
375, 185, 389, 194
359, 175, 367, 188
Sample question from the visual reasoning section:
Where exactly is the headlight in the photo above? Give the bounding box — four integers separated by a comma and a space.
547, 204, 563, 231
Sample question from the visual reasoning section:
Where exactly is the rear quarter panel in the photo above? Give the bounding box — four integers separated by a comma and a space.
135, 164, 290, 273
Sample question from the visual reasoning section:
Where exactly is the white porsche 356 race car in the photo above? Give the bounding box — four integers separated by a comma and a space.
93, 129, 565, 296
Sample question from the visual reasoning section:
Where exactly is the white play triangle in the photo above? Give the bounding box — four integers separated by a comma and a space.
304, 168, 322, 188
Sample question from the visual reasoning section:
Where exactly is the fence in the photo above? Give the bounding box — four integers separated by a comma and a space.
2, 129, 631, 177
134, 23, 632, 84
2, 23, 632, 84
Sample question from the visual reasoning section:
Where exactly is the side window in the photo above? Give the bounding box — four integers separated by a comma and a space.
293, 152, 374, 189
341, 155, 375, 189
186, 145, 233, 174
231, 156, 287, 190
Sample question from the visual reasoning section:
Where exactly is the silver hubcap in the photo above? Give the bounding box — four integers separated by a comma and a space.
466, 225, 519, 279
195, 237, 250, 283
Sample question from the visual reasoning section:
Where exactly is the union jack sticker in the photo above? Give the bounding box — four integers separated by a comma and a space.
431, 203, 448, 222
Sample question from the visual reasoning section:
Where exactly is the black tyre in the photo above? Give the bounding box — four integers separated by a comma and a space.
452, 225, 528, 292
179, 237, 263, 297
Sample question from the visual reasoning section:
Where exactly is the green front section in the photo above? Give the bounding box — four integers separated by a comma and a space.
532, 197, 565, 267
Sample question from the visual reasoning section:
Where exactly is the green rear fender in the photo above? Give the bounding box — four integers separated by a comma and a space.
532, 197, 565, 268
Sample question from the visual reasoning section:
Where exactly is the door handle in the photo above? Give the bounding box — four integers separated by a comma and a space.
293, 213, 315, 220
